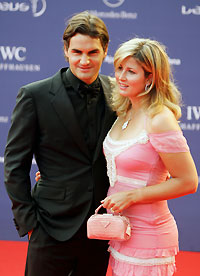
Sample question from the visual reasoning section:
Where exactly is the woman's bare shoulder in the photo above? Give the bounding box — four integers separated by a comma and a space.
148, 106, 181, 133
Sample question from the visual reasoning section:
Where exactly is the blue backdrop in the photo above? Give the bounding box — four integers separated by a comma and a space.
0, 0, 199, 251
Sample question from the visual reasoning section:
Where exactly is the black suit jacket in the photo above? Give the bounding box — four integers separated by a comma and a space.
4, 68, 116, 241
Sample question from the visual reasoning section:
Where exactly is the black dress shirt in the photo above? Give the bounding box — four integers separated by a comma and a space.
62, 68, 105, 158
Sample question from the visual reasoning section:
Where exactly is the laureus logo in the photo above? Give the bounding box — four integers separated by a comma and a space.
30, 0, 46, 17
0, 0, 46, 17
103, 0, 125, 8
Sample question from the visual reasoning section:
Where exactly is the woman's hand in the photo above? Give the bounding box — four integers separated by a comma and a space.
35, 171, 41, 182
101, 190, 140, 213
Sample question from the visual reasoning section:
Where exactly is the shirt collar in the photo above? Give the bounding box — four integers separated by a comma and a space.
65, 68, 100, 92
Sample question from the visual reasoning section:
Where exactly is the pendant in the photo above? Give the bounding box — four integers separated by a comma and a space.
122, 119, 130, 130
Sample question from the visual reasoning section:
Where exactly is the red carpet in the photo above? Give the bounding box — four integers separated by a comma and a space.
0, 240, 199, 275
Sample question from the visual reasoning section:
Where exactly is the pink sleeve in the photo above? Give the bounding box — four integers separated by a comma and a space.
149, 131, 189, 153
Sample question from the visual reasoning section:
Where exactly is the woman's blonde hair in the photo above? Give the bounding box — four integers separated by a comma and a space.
112, 38, 182, 119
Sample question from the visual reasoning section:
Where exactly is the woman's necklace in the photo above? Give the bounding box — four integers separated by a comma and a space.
122, 111, 132, 130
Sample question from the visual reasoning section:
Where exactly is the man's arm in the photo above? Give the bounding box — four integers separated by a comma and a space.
4, 87, 38, 237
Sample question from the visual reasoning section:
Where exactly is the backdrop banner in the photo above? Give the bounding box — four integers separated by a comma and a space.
0, 0, 199, 251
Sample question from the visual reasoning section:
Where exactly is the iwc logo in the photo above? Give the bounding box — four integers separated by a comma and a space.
103, 0, 125, 8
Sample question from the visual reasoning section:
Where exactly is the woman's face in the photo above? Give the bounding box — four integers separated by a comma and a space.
115, 56, 148, 100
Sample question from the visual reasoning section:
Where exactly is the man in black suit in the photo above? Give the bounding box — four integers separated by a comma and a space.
4, 11, 116, 276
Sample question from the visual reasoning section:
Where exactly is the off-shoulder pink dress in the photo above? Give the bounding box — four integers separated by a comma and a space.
103, 126, 189, 276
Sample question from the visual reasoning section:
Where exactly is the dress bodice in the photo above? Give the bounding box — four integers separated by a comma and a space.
103, 128, 189, 188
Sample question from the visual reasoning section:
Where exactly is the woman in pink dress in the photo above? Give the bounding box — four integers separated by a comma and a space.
102, 38, 198, 276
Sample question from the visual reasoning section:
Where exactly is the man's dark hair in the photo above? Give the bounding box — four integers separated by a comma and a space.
63, 11, 109, 52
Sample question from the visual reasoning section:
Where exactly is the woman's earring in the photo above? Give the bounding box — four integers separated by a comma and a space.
145, 84, 149, 91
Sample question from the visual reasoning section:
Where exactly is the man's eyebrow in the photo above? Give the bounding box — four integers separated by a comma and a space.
71, 48, 100, 53
71, 49, 82, 52
89, 49, 100, 53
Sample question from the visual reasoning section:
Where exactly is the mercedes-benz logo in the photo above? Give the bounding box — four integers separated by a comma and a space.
103, 0, 125, 8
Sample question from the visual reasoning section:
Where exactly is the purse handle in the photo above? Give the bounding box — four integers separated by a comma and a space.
94, 204, 131, 228
95, 204, 121, 216
95, 204, 105, 214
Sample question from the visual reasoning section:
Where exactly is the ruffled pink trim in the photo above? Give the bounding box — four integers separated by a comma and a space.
148, 131, 189, 153
108, 241, 179, 258
109, 254, 176, 276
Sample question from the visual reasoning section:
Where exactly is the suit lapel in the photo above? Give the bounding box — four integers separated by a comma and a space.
93, 75, 116, 162
50, 69, 90, 158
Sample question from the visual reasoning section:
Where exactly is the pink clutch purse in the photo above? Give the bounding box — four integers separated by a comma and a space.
87, 204, 131, 241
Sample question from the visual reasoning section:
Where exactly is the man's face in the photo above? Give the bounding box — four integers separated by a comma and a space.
64, 33, 107, 84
